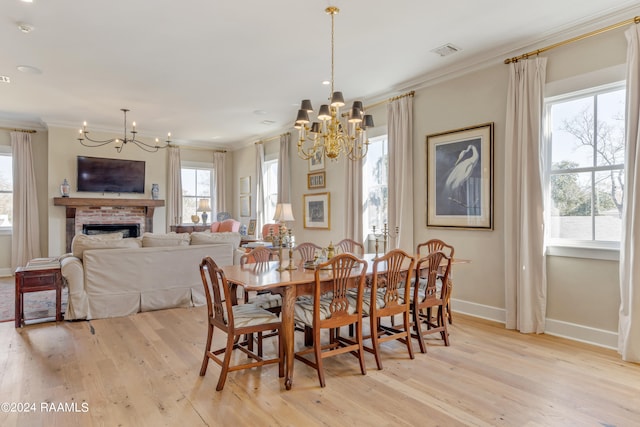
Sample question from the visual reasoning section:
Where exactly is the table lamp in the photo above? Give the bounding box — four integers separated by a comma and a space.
198, 198, 211, 225
273, 203, 296, 270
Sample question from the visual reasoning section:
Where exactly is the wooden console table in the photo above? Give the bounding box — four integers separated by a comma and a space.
15, 266, 63, 328
170, 224, 212, 233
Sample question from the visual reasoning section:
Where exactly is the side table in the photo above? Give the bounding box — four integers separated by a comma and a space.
15, 266, 63, 328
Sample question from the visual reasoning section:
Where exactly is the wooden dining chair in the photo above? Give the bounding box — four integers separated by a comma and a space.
348, 249, 416, 370
335, 238, 365, 256
293, 253, 368, 387
410, 251, 452, 353
295, 242, 323, 263
198, 256, 284, 391
239, 246, 281, 356
416, 239, 455, 324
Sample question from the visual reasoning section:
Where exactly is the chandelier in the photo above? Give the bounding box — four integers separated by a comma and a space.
78, 108, 171, 153
294, 6, 374, 161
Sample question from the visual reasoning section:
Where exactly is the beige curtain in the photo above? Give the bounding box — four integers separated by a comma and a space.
255, 143, 266, 237
387, 95, 414, 252
619, 24, 640, 362
277, 133, 291, 203
166, 146, 182, 230
345, 156, 363, 245
214, 151, 226, 215
504, 57, 547, 333
11, 132, 41, 270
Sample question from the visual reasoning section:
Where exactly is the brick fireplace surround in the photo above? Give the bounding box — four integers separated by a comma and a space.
53, 197, 165, 253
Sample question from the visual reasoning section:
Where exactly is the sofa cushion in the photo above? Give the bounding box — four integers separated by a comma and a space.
72, 234, 141, 259
141, 232, 191, 247
219, 219, 241, 232
210, 221, 221, 232
190, 231, 241, 249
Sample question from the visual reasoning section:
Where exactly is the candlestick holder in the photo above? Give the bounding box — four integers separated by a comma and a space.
371, 223, 400, 256
285, 229, 297, 270
275, 226, 289, 272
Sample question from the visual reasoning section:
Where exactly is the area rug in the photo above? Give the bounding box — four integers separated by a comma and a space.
0, 278, 68, 323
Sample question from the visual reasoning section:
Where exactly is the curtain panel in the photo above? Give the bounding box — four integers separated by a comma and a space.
387, 96, 414, 252
166, 146, 182, 230
504, 57, 547, 333
277, 133, 291, 204
619, 24, 640, 362
11, 132, 41, 271
255, 143, 266, 237
213, 152, 226, 215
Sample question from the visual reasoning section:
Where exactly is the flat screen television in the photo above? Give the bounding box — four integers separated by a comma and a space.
77, 156, 145, 194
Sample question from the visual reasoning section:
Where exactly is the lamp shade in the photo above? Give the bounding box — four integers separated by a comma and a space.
197, 198, 211, 213
273, 203, 295, 222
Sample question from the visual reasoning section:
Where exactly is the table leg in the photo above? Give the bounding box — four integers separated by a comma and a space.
281, 285, 296, 390
56, 275, 62, 322
15, 275, 22, 328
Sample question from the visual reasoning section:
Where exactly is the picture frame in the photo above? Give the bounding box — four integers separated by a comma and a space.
308, 151, 325, 171
303, 192, 330, 229
426, 122, 493, 229
307, 171, 326, 189
239, 176, 250, 195
247, 219, 256, 236
240, 195, 251, 217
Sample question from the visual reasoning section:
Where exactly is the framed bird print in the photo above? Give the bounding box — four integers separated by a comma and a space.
426, 122, 493, 229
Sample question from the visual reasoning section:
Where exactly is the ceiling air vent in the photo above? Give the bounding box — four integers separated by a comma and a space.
431, 43, 461, 57
0, 76, 10, 83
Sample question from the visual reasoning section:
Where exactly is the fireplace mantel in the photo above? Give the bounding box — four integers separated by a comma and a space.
53, 197, 165, 252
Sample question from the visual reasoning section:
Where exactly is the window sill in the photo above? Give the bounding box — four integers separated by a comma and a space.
0, 228, 12, 236
546, 244, 619, 261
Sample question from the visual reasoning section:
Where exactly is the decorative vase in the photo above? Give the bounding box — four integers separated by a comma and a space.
151, 183, 160, 200
191, 215, 200, 224
60, 178, 70, 197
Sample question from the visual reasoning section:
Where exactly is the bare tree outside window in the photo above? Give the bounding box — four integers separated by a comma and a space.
547, 85, 625, 242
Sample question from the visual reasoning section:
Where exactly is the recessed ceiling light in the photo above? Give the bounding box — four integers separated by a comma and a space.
21, 0, 34, 3
430, 43, 462, 57
0, 76, 10, 83
18, 22, 34, 33
17, 65, 42, 74
261, 120, 276, 125
322, 80, 330, 85
211, 136, 221, 140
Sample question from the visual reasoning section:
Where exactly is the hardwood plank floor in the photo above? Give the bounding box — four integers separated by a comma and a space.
0, 303, 638, 427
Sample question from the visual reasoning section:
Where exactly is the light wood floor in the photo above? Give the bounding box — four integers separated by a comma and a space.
0, 302, 639, 427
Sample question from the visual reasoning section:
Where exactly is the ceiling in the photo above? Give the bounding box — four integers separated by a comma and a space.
1, 0, 639, 151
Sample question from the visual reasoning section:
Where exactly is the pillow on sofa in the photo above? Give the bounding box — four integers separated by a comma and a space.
219, 219, 241, 232
210, 222, 221, 232
190, 231, 241, 249
72, 234, 141, 259
141, 232, 191, 247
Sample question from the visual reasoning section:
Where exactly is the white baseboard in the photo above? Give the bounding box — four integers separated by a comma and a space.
544, 318, 618, 350
0, 268, 12, 277
451, 298, 618, 350
450, 298, 506, 324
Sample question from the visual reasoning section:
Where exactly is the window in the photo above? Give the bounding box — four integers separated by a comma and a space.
362, 135, 388, 238
545, 83, 625, 247
263, 159, 278, 222
181, 165, 214, 222
0, 149, 12, 231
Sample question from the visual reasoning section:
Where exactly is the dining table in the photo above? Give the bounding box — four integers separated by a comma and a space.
220, 253, 469, 390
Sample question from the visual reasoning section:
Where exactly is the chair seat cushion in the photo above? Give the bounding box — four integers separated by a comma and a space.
346, 288, 406, 315
248, 292, 282, 310
294, 293, 353, 326
231, 303, 280, 328
406, 277, 443, 299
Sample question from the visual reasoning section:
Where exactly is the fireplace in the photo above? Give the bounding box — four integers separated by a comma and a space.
83, 223, 140, 238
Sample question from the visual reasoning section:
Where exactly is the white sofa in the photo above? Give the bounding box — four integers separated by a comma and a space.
61, 232, 241, 320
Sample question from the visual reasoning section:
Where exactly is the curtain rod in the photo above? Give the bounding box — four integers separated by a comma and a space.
504, 15, 640, 64
255, 132, 290, 144
0, 126, 37, 133
341, 90, 415, 117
